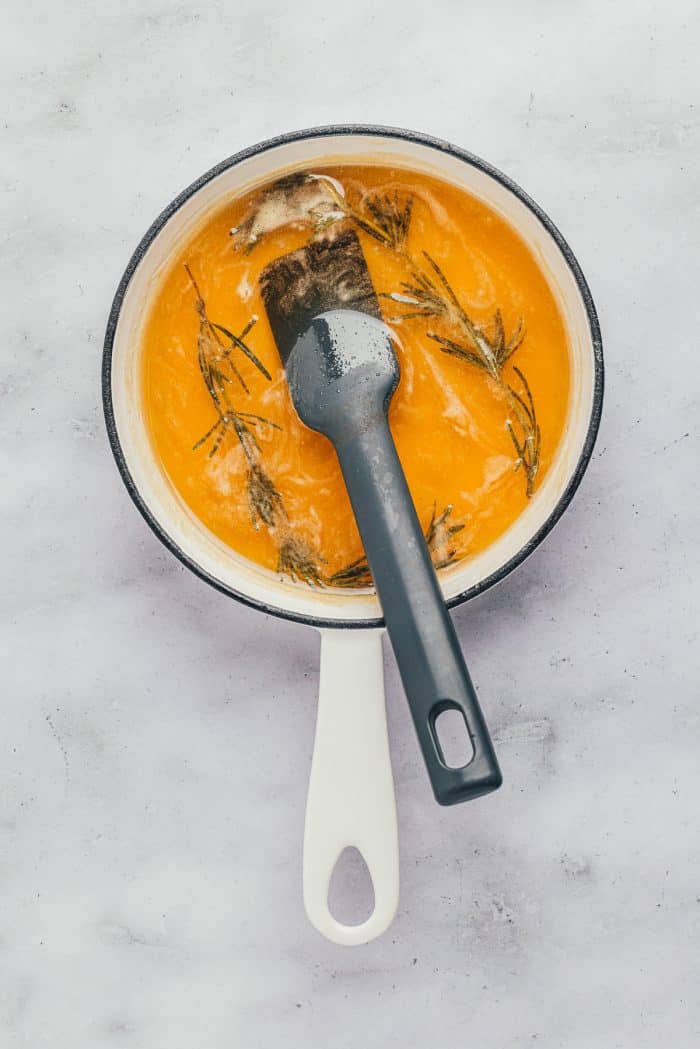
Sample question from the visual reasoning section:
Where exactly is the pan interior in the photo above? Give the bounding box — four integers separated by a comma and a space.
106, 129, 600, 626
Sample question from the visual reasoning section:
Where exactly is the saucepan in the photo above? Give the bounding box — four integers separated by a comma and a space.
102, 124, 603, 946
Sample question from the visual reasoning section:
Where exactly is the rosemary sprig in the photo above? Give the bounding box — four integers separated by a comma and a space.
328, 505, 466, 588
185, 263, 278, 460
383, 252, 538, 495
397, 253, 523, 382
185, 264, 269, 387
187, 263, 325, 581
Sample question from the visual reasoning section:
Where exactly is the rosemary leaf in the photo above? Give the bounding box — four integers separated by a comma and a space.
501, 317, 525, 364
207, 423, 227, 458
212, 320, 271, 381
236, 411, 282, 431
493, 309, 506, 361
427, 332, 490, 371
422, 251, 462, 312
507, 383, 536, 429
506, 420, 525, 460
192, 417, 224, 452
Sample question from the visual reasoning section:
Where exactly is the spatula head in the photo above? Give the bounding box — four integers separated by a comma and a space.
259, 226, 399, 441
260, 226, 382, 365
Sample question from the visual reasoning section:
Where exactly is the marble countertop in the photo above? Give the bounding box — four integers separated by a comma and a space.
3, 1, 700, 1046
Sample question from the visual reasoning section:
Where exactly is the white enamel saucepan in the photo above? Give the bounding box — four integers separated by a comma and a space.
103, 125, 603, 947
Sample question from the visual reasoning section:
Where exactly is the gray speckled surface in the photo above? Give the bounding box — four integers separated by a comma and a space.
2, 2, 700, 1046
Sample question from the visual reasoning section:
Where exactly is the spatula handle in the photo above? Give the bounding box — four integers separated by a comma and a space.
335, 418, 502, 806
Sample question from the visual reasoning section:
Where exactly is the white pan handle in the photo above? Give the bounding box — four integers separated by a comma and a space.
303, 627, 399, 946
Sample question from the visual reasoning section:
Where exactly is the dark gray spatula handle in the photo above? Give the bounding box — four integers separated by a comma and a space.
335, 417, 502, 806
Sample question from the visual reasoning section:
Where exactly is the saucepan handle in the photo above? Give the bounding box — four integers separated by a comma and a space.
303, 628, 399, 946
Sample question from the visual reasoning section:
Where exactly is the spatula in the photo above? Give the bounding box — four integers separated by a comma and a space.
261, 226, 501, 806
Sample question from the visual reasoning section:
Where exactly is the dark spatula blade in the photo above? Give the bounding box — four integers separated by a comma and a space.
259, 226, 381, 365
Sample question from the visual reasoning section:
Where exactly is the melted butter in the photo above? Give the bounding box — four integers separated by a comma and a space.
142, 164, 571, 580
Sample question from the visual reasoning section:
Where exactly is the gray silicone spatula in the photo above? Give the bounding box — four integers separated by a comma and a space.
261, 227, 501, 805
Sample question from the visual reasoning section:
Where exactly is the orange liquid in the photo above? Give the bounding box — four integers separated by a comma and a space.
142, 164, 570, 583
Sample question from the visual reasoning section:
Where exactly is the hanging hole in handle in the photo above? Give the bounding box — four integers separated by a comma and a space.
433, 706, 475, 769
328, 847, 375, 926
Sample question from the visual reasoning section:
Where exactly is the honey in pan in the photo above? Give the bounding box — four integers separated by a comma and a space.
141, 164, 570, 587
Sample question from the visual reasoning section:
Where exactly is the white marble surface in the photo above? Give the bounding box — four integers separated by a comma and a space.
3, 1, 700, 1046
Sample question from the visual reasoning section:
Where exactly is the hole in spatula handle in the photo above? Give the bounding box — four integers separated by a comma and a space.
433, 706, 475, 769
